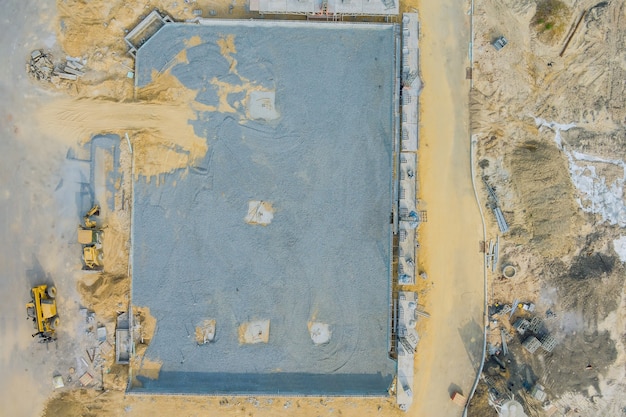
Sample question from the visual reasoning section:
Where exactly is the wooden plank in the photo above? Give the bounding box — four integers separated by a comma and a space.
451, 392, 467, 406
79, 372, 93, 386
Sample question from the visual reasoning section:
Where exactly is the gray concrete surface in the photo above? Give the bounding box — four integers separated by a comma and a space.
131, 21, 398, 395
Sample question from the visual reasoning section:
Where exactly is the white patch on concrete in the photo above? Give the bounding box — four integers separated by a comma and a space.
613, 236, 626, 263
239, 320, 270, 344
244, 200, 274, 225
309, 322, 331, 345
247, 91, 279, 121
536, 117, 626, 227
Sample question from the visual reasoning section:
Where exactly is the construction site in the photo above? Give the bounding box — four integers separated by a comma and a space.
2, 0, 626, 416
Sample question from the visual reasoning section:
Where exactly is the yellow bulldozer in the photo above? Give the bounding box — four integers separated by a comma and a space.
78, 204, 104, 271
26, 284, 59, 342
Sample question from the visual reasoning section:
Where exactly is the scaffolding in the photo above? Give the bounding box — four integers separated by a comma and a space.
249, 0, 398, 16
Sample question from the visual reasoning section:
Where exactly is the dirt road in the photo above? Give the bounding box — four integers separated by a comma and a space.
0, 0, 71, 416
0, 1, 88, 416
412, 0, 485, 415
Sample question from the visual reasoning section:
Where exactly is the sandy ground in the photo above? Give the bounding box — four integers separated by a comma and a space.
410, 0, 485, 416
0, 0, 490, 416
0, 0, 86, 416
466, 0, 626, 415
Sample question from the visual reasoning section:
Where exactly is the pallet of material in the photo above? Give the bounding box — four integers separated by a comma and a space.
451, 391, 467, 406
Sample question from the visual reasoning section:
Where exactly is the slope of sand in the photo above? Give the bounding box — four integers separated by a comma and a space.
411, 0, 485, 416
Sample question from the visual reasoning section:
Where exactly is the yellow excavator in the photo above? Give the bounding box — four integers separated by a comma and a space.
26, 284, 59, 342
78, 205, 104, 271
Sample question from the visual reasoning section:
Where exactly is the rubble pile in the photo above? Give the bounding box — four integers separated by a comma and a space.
27, 49, 86, 83
27, 49, 54, 81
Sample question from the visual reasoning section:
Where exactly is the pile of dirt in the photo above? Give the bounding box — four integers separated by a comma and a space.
130, 306, 160, 386
195, 319, 216, 344
102, 212, 130, 276
38, 73, 210, 182
77, 273, 129, 323
467, 382, 497, 417
506, 137, 584, 258
531, 0, 572, 45
43, 390, 98, 417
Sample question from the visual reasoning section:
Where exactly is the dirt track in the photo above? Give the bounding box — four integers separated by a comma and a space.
0, 0, 80, 416
411, 0, 485, 415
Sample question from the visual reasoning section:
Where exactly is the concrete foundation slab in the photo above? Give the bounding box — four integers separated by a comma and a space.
131, 20, 398, 396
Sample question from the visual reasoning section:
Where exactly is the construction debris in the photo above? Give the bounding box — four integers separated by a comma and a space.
540, 334, 557, 353
396, 291, 419, 411
116, 312, 131, 364
27, 49, 87, 83
27, 50, 54, 81
500, 329, 509, 356
52, 375, 64, 389
79, 372, 93, 387
485, 237, 500, 272
97, 326, 107, 342
483, 177, 509, 233
492, 35, 508, 51
531, 384, 547, 402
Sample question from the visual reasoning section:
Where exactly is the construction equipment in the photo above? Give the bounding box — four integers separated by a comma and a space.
26, 284, 59, 342
82, 244, 104, 270
79, 205, 104, 271
83, 204, 100, 229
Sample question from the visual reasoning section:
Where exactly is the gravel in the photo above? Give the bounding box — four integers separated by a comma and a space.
131, 19, 397, 395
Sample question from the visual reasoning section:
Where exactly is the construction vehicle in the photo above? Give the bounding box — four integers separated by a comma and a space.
83, 204, 100, 228
26, 284, 59, 342
78, 205, 104, 271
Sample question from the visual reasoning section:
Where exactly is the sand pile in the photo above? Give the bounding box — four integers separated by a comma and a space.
130, 307, 161, 385
102, 212, 130, 276
238, 320, 270, 344
506, 137, 583, 257
531, 0, 572, 45
38, 70, 210, 181
77, 273, 129, 322
54, 0, 202, 99
195, 319, 216, 344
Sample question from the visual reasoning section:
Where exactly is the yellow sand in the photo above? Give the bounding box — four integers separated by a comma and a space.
217, 34, 238, 73
195, 319, 216, 344
37, 71, 209, 181
409, 0, 485, 415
